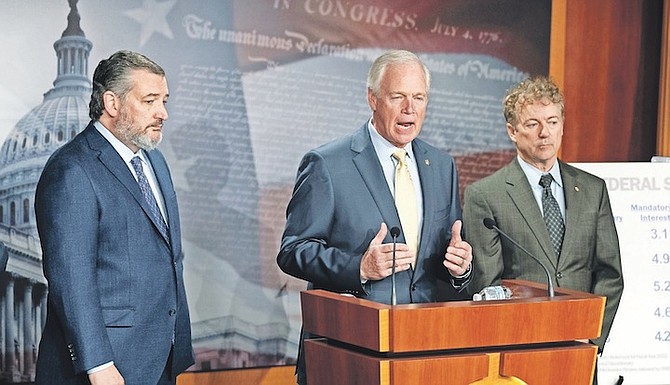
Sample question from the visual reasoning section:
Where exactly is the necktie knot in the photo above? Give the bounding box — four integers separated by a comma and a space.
392, 149, 408, 166
539, 173, 553, 189
130, 156, 143, 175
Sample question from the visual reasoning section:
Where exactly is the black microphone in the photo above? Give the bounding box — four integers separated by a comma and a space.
483, 218, 555, 297
390, 226, 401, 305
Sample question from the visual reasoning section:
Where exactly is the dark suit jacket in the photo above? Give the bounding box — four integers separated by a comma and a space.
34, 123, 194, 385
463, 158, 624, 351
0, 242, 7, 272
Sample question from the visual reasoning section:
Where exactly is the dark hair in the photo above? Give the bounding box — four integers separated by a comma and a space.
89, 50, 165, 120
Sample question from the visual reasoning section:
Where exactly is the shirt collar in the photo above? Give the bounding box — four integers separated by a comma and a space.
367, 118, 416, 161
517, 155, 563, 188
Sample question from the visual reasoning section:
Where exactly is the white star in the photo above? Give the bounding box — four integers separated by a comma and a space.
124, 0, 177, 47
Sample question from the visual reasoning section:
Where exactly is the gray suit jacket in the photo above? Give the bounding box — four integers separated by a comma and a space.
34, 123, 194, 384
463, 158, 624, 351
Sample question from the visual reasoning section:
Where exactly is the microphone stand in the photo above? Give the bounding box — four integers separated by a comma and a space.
484, 218, 555, 297
390, 227, 400, 305
391, 236, 397, 306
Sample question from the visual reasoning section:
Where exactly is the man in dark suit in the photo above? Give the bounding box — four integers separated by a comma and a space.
34, 50, 194, 385
0, 242, 7, 272
277, 49, 473, 385
463, 76, 623, 382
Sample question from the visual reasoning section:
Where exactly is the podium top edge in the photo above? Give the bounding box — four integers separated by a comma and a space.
301, 279, 604, 310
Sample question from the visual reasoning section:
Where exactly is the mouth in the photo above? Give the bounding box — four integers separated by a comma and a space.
396, 121, 414, 130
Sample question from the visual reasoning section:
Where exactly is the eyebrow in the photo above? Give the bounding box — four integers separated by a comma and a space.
143, 92, 169, 99
524, 115, 560, 122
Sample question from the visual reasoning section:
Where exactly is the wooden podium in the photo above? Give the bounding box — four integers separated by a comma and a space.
300, 279, 605, 385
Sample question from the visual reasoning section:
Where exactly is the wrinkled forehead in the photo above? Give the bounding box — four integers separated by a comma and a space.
516, 97, 562, 119
129, 70, 169, 97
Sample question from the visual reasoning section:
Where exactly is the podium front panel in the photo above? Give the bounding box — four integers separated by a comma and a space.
301, 280, 606, 353
304, 339, 490, 385
500, 343, 598, 384
305, 339, 598, 385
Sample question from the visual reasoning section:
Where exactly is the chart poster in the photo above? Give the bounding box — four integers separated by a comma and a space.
573, 162, 670, 385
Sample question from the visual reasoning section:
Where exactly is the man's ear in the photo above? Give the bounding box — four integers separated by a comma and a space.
367, 88, 377, 112
102, 91, 120, 118
506, 122, 517, 143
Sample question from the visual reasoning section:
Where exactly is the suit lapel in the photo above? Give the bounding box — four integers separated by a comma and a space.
557, 161, 581, 267
505, 160, 559, 270
84, 125, 171, 247
146, 150, 172, 224
411, 140, 433, 271
146, 150, 178, 250
84, 125, 145, 205
350, 127, 402, 235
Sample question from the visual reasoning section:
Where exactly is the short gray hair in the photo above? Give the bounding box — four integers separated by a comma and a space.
367, 50, 431, 97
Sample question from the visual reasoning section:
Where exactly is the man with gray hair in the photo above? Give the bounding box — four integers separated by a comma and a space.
277, 49, 472, 385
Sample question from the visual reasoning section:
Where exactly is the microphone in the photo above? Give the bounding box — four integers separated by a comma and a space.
483, 218, 554, 297
390, 226, 401, 305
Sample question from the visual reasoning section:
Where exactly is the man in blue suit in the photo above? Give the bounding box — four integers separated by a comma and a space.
0, 242, 7, 272
277, 49, 473, 385
34, 51, 194, 385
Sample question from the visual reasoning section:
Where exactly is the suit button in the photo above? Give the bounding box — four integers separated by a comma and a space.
411, 284, 417, 291
556, 272, 563, 279
168, 309, 176, 316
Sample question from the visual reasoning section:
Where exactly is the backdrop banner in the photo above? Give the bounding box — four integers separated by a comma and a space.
1, 0, 550, 376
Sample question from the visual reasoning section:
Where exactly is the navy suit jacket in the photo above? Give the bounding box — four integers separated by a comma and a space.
34, 123, 194, 384
278, 125, 470, 385
278, 124, 470, 304
0, 242, 7, 272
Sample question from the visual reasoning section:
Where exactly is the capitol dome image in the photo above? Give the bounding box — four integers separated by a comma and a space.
0, 0, 90, 381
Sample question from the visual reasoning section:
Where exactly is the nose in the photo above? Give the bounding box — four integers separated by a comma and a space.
156, 103, 169, 121
402, 98, 415, 114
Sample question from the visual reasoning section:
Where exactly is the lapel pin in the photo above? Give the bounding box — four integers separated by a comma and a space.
574, 186, 579, 192
424, 159, 430, 166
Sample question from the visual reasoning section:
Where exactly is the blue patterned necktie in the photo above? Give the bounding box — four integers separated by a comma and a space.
539, 174, 564, 258
131, 156, 169, 243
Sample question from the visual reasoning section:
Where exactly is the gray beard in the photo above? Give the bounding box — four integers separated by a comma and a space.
129, 131, 161, 151
116, 112, 162, 151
